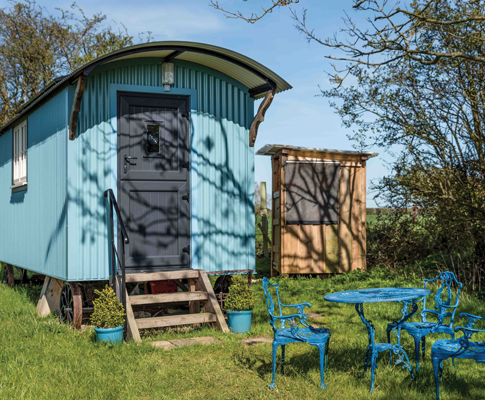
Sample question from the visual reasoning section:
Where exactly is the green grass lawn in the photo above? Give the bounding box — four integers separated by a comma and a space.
2, 269, 485, 399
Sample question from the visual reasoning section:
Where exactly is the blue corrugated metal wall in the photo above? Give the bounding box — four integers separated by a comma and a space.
67, 58, 255, 281
0, 90, 68, 280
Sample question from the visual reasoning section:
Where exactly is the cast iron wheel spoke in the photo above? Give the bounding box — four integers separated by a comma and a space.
59, 283, 74, 324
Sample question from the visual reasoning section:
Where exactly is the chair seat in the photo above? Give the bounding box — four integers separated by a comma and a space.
399, 322, 454, 336
374, 342, 395, 352
276, 327, 330, 343
432, 339, 485, 362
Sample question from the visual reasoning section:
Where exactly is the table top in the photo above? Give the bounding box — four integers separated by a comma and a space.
324, 287, 431, 304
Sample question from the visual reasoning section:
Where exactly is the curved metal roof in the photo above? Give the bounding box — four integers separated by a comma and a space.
0, 41, 292, 134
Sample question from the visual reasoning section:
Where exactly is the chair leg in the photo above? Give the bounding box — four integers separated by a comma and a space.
370, 350, 378, 395
413, 335, 422, 372
450, 333, 456, 369
363, 346, 370, 377
325, 338, 330, 377
270, 342, 278, 389
422, 336, 426, 360
387, 326, 393, 365
281, 345, 286, 374
432, 357, 442, 400
318, 344, 327, 389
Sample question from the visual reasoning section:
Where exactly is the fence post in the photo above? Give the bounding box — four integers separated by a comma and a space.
261, 182, 269, 258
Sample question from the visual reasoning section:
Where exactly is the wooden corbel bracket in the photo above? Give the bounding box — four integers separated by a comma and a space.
69, 75, 87, 140
249, 89, 276, 147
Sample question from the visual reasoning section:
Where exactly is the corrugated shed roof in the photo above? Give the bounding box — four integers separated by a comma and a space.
256, 144, 379, 158
0, 41, 292, 135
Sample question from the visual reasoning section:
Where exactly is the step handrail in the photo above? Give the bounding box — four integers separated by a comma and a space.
104, 189, 129, 327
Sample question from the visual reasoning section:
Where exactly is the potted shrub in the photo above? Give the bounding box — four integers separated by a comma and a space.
90, 285, 126, 344
225, 274, 254, 334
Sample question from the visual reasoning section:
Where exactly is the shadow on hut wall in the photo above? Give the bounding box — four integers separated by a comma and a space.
281, 161, 357, 273
66, 92, 253, 274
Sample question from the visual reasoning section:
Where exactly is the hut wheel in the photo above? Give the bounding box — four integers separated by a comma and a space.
2, 264, 15, 287
59, 282, 83, 329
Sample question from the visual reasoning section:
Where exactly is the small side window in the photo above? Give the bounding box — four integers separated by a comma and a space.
12, 120, 27, 187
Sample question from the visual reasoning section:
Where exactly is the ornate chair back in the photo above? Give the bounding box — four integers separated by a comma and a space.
262, 277, 287, 332
422, 271, 463, 328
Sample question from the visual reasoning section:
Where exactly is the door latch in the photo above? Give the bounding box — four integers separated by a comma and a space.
182, 245, 190, 254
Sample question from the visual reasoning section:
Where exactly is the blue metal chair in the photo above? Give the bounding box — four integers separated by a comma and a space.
387, 271, 463, 372
262, 277, 330, 389
431, 313, 485, 399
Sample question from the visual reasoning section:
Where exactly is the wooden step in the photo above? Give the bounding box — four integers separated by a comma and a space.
125, 270, 199, 283
129, 291, 208, 305
136, 312, 217, 329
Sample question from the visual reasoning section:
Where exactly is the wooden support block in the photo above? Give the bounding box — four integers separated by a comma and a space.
36, 276, 63, 317
125, 288, 141, 343
197, 270, 229, 333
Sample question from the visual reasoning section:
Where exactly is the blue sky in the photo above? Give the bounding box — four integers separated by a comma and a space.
3, 0, 387, 206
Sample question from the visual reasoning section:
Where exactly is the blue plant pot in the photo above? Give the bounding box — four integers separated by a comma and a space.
226, 310, 253, 333
94, 326, 124, 344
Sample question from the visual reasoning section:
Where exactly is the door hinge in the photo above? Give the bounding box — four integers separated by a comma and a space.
182, 161, 190, 170
182, 193, 190, 202
182, 113, 190, 120
182, 245, 190, 254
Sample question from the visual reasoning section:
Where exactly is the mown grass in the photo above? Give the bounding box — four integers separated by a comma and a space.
2, 268, 485, 399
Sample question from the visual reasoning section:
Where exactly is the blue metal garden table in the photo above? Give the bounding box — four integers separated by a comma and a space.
324, 287, 431, 394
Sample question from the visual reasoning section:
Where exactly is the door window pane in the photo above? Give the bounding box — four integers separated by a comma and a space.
147, 124, 160, 153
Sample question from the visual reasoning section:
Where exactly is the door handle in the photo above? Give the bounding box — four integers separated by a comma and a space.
124, 154, 137, 164
124, 154, 137, 173
182, 245, 190, 254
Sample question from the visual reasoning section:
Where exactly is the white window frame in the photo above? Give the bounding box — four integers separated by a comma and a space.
12, 120, 27, 186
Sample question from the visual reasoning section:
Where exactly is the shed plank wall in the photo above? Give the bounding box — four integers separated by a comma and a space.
67, 58, 255, 281
0, 90, 68, 279
273, 150, 367, 275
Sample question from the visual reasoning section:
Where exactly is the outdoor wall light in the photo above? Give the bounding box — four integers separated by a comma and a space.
162, 62, 174, 92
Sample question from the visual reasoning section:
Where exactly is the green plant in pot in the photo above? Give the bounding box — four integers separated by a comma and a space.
90, 285, 126, 344
225, 274, 254, 334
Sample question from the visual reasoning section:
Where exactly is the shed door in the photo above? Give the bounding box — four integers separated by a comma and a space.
118, 92, 190, 272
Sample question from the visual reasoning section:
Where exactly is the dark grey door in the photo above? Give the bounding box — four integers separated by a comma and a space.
117, 92, 190, 272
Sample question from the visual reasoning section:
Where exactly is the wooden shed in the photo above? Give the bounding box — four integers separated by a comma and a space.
256, 145, 378, 276
0, 42, 291, 339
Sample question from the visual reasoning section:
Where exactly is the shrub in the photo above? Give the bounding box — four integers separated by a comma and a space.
90, 285, 125, 329
366, 211, 441, 270
224, 274, 254, 311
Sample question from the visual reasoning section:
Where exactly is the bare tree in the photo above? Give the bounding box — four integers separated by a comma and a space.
0, 0, 151, 125
210, 0, 299, 23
